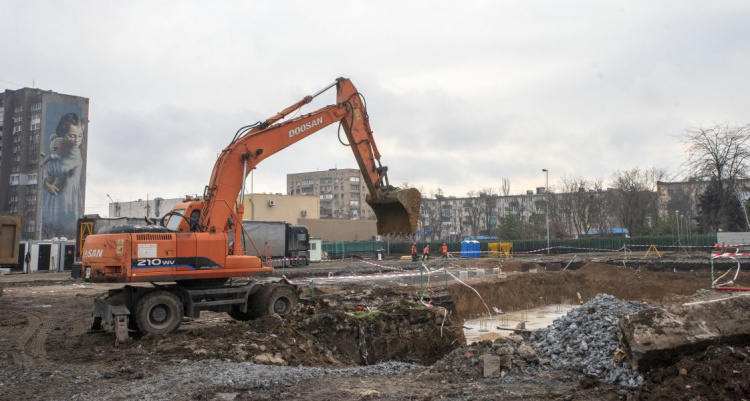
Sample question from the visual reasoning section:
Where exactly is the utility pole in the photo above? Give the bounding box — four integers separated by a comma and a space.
542, 169, 549, 255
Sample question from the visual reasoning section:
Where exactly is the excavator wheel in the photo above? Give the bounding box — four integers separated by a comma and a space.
250, 283, 299, 318
135, 290, 184, 335
227, 289, 264, 321
227, 305, 254, 321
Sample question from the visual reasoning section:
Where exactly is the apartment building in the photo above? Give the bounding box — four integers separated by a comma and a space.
0, 88, 89, 240
287, 168, 375, 220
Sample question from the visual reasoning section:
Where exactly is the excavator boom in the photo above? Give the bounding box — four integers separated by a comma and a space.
82, 78, 420, 286
201, 77, 420, 240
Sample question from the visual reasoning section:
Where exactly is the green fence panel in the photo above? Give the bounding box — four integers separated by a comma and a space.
322, 234, 718, 259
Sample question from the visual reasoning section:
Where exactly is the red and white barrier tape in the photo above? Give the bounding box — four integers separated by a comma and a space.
712, 252, 750, 258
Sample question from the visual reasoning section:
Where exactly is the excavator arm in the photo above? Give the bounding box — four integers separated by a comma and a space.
197, 78, 420, 250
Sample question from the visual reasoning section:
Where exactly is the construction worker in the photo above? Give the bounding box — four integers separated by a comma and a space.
411, 243, 418, 262
423, 244, 430, 261
441, 243, 448, 259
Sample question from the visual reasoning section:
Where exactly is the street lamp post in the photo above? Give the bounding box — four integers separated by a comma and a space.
542, 169, 549, 255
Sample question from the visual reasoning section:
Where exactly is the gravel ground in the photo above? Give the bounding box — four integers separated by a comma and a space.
68, 361, 424, 400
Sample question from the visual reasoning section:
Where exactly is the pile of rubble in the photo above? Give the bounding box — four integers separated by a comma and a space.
530, 293, 650, 387
428, 334, 542, 378
429, 294, 651, 388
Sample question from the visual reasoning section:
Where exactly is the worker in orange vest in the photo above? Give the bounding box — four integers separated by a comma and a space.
411, 243, 418, 262
423, 244, 430, 261
441, 243, 448, 259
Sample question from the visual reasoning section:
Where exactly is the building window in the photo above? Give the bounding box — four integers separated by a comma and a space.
14, 105, 23, 113
13, 125, 22, 133
13, 116, 22, 123
320, 178, 332, 184
350, 192, 360, 198
30, 123, 40, 131
320, 194, 333, 200
349, 177, 359, 182
30, 102, 41, 111
350, 200, 359, 206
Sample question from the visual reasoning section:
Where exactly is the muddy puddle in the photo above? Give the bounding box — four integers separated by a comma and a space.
463, 303, 576, 343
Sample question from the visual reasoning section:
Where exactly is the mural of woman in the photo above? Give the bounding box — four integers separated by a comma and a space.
42, 113, 84, 231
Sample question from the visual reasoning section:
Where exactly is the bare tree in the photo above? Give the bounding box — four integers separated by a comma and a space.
480, 188, 498, 235
682, 123, 750, 232
683, 123, 750, 181
588, 179, 617, 236
464, 190, 485, 237
610, 167, 669, 236
500, 178, 511, 196
557, 176, 610, 237
421, 188, 446, 240
546, 191, 567, 239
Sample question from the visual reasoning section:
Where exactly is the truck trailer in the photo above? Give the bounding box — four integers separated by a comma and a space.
0, 215, 22, 272
242, 221, 310, 267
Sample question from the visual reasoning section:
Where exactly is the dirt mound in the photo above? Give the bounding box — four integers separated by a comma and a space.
636, 345, 750, 400
446, 264, 715, 319
428, 335, 543, 378
56, 289, 464, 369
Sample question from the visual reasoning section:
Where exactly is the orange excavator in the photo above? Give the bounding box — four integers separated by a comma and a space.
83, 78, 421, 341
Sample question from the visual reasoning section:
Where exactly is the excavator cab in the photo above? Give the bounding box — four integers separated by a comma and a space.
367, 187, 422, 235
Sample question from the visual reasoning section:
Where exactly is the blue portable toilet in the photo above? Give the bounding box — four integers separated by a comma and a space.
461, 240, 471, 258
471, 240, 480, 258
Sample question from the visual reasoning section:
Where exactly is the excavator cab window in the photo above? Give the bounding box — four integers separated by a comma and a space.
165, 209, 185, 231
189, 210, 200, 232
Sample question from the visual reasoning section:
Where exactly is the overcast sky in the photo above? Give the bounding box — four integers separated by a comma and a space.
3, 1, 749, 216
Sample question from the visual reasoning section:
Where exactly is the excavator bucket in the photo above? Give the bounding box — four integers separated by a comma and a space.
367, 188, 422, 235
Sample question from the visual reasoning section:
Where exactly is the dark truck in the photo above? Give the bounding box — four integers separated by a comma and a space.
242, 221, 310, 267
0, 215, 22, 273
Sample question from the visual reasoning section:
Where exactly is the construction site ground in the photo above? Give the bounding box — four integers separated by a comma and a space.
1, 251, 749, 400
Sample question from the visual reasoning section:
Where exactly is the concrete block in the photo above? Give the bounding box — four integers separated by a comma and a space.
475, 269, 485, 277
498, 272, 507, 279
492, 268, 500, 274
459, 271, 469, 280
482, 353, 501, 378
619, 296, 750, 372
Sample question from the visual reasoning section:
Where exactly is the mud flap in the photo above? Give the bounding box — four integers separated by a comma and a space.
367, 188, 422, 235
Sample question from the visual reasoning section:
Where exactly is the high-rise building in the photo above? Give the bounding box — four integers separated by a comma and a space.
287, 168, 375, 220
0, 88, 89, 240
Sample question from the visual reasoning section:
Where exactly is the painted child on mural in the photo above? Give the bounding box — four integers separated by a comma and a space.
42, 113, 84, 227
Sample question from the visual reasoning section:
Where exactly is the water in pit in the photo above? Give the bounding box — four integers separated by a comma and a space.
463, 303, 576, 344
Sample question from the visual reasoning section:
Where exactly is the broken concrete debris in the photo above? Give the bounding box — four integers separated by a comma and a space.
619, 294, 750, 372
